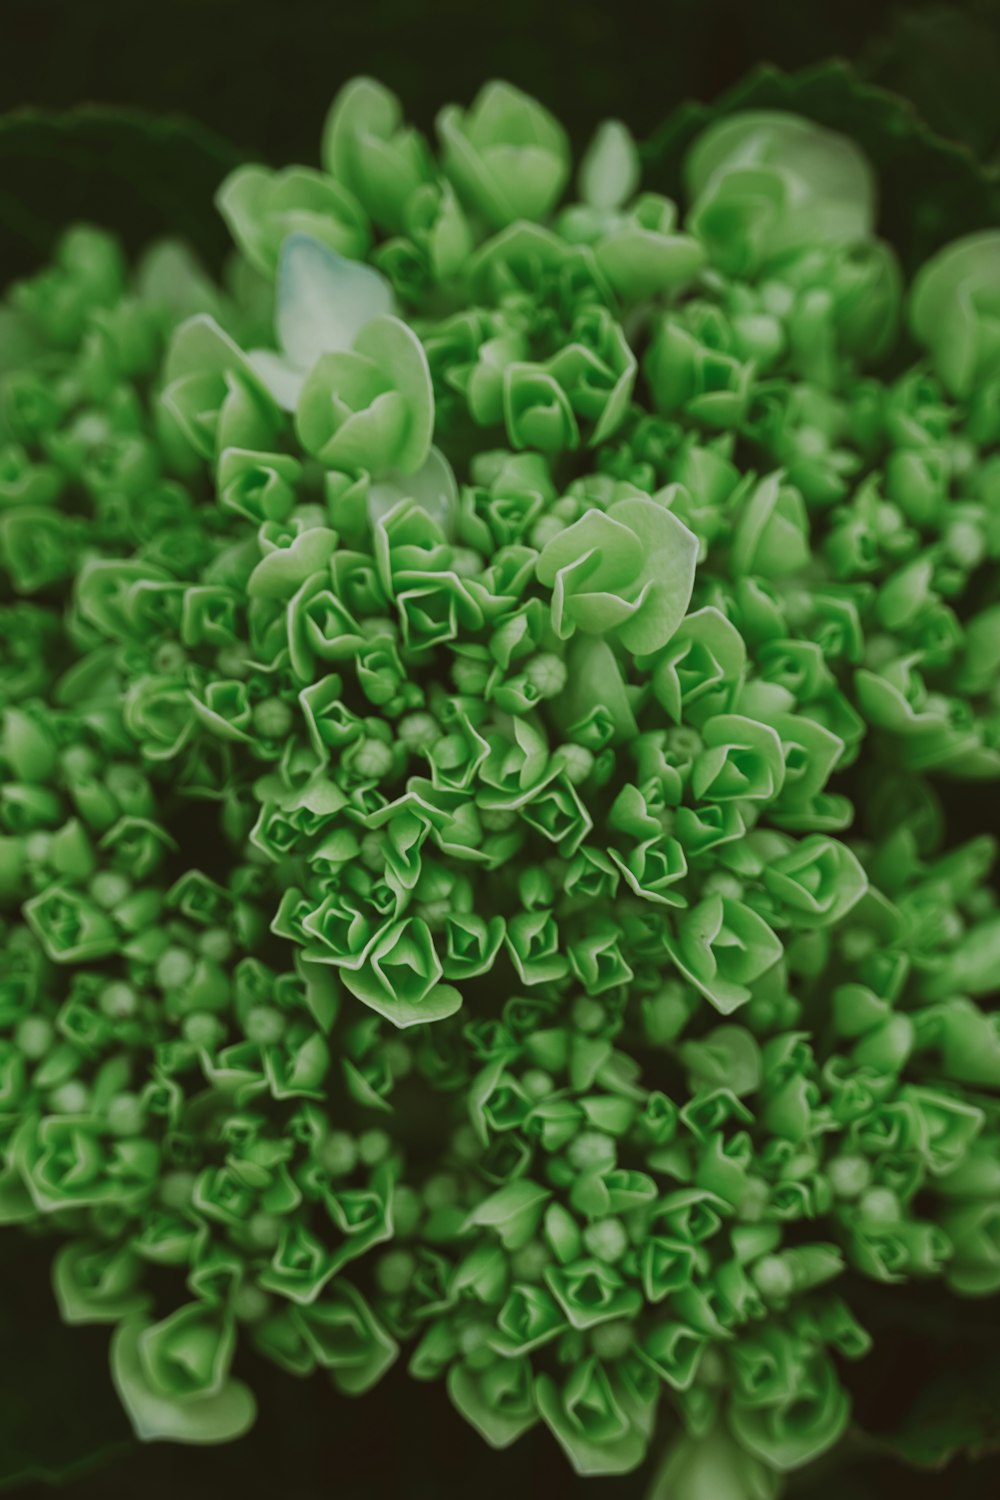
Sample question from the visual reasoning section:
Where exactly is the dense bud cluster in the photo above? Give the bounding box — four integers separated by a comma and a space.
2, 77, 1000, 1496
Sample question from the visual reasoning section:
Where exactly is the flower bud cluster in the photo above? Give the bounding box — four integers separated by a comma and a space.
2, 78, 1000, 1491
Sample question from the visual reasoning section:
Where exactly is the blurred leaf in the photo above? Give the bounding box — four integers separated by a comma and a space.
862, 1, 1000, 161
642, 59, 1000, 273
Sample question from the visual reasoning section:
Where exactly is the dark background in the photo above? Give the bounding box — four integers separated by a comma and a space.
2, 1, 1000, 1495
2, 0, 1000, 164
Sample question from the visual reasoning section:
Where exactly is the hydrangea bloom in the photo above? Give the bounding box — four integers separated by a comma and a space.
2, 76, 1000, 1496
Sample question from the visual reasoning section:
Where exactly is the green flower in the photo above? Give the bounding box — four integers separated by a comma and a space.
216, 164, 369, 275
52, 1240, 151, 1325
6, 71, 1000, 1500
437, 82, 570, 229
544, 1257, 643, 1329
23, 886, 119, 963
161, 314, 279, 461
665, 896, 783, 1015
295, 314, 434, 477
729, 1349, 849, 1470
112, 1307, 256, 1443
690, 714, 786, 803
730, 472, 811, 579
293, 1280, 398, 1393
322, 77, 433, 235
341, 918, 462, 1028
685, 112, 875, 276
247, 234, 395, 413
909, 232, 1000, 398
594, 194, 706, 300
535, 496, 698, 654
645, 311, 753, 429
448, 1355, 539, 1448
535, 1358, 648, 1475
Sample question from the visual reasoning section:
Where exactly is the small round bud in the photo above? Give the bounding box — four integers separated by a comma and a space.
252, 696, 293, 740
522, 1069, 554, 1101
358, 1129, 391, 1166
567, 1131, 616, 1172
752, 1254, 795, 1301
154, 642, 187, 675
105, 768, 148, 816
376, 1250, 416, 1296
701, 871, 744, 902
244, 1005, 286, 1044
233, 1285, 271, 1324
89, 870, 131, 909
318, 1131, 357, 1177
246, 1212, 281, 1249
182, 1012, 224, 1050
556, 743, 594, 785
458, 1322, 490, 1359
510, 1242, 550, 1281
417, 898, 450, 929
61, 745, 98, 780
666, 726, 702, 762
17, 1016, 54, 1059
353, 737, 394, 780
50, 1080, 89, 1114
156, 946, 195, 992
590, 1319, 634, 1359
451, 1125, 480, 1163
479, 806, 517, 831
198, 927, 233, 963
99, 981, 137, 1020
572, 997, 605, 1035
947, 525, 983, 576
839, 926, 876, 963
160, 1170, 196, 1209
452, 658, 490, 694
828, 1154, 872, 1199
216, 644, 251, 678
793, 424, 827, 458
736, 1177, 770, 1222
24, 832, 51, 864
583, 1217, 628, 1263
359, 831, 386, 870
397, 712, 441, 753
106, 1092, 145, 1136
383, 1039, 413, 1078
525, 653, 568, 699
698, 1348, 729, 1387
859, 1187, 900, 1223
360, 616, 396, 640
422, 1173, 458, 1210
391, 1185, 421, 1237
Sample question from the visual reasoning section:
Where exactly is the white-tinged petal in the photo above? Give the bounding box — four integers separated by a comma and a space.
247, 349, 306, 411
276, 233, 394, 371
367, 446, 459, 535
